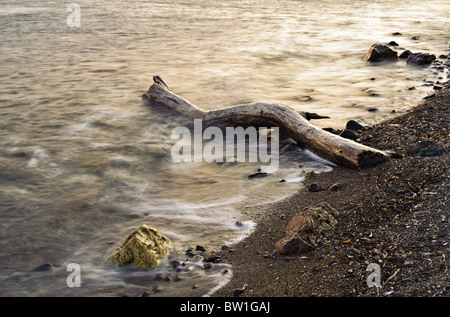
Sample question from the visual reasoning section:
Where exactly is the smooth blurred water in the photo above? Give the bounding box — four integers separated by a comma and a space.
0, 0, 448, 297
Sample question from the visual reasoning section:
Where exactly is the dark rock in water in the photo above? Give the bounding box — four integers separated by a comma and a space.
32, 263, 55, 272
392, 32, 402, 36
408, 140, 447, 157
368, 108, 378, 112
345, 119, 366, 131
388, 41, 399, 46
364, 44, 398, 62
339, 129, 358, 140
196, 245, 206, 252
247, 168, 268, 179
411, 36, 420, 40
407, 53, 436, 66
408, 86, 416, 90
399, 50, 413, 59
433, 85, 443, 90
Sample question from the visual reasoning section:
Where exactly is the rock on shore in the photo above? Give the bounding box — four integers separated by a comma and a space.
274, 203, 339, 255
105, 224, 173, 270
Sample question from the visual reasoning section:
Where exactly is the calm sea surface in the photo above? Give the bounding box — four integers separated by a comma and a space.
0, 0, 448, 296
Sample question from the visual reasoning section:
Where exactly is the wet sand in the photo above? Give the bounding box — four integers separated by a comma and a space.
213, 85, 449, 297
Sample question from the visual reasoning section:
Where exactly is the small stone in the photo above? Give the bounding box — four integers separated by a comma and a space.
411, 36, 420, 40
345, 119, 366, 131
368, 108, 378, 112
221, 245, 230, 251
171, 260, 182, 270
203, 262, 213, 270
247, 168, 268, 179
388, 41, 399, 46
220, 268, 230, 275
233, 284, 248, 297
205, 256, 222, 263
195, 245, 206, 252
399, 50, 413, 59
32, 263, 55, 272
307, 183, 322, 192
340, 129, 358, 140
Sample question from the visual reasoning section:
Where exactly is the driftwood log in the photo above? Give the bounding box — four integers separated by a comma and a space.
142, 76, 391, 169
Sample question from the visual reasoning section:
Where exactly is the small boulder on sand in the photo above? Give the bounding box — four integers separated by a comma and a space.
274, 203, 339, 255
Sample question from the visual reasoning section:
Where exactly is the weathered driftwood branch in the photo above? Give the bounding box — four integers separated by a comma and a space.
143, 76, 391, 169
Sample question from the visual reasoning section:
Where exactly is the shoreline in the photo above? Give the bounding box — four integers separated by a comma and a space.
212, 84, 449, 297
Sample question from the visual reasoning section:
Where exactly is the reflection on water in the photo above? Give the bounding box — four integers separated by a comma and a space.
0, 0, 448, 296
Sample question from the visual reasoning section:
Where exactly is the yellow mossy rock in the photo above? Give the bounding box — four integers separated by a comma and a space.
105, 224, 173, 270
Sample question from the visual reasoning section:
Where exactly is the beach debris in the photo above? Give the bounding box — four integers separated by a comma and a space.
363, 44, 398, 62
407, 52, 436, 66
143, 76, 391, 169
274, 203, 339, 255
328, 183, 341, 191
104, 224, 173, 270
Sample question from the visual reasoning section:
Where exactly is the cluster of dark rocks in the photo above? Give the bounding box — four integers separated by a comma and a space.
363, 42, 438, 67
323, 118, 367, 141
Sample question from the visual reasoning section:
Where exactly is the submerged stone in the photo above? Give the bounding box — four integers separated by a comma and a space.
105, 224, 173, 270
